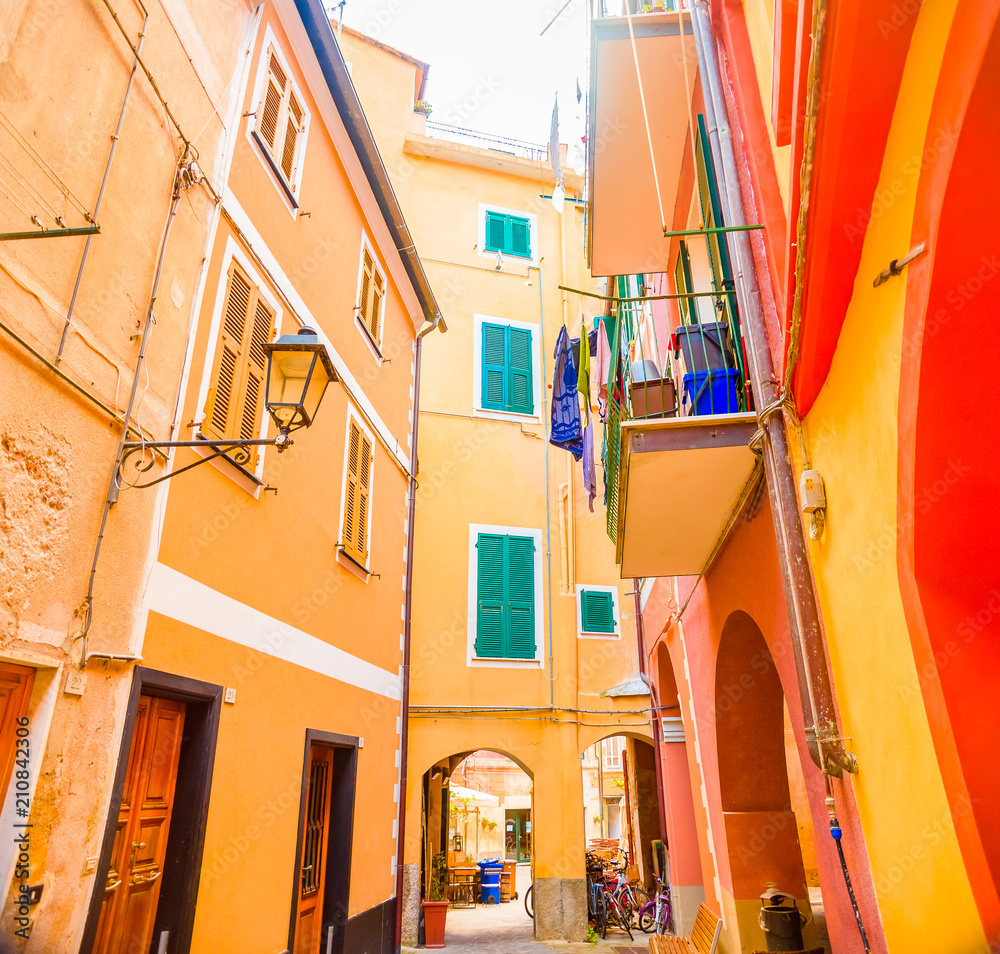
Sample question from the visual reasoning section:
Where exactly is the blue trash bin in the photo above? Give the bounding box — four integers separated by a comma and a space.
682, 368, 740, 416
477, 860, 504, 904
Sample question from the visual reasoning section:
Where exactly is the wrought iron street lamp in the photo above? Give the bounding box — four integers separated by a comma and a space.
114, 326, 338, 492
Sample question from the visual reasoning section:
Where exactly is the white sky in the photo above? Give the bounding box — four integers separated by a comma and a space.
331, 0, 590, 147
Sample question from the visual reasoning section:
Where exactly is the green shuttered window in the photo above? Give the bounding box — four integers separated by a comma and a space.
481, 322, 533, 415
484, 210, 532, 259
580, 589, 616, 634
476, 533, 537, 659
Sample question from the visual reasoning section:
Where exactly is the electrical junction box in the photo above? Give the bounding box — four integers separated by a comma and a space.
799, 469, 827, 513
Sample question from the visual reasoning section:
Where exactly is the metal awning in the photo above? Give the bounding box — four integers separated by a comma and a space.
587, 12, 698, 277
616, 413, 759, 577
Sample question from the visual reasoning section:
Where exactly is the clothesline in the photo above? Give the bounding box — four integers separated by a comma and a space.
558, 284, 728, 303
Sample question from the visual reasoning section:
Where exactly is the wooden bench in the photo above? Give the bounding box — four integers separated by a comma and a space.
649, 903, 722, 954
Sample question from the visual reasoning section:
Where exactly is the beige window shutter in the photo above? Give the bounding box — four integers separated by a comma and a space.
204, 264, 252, 441
359, 249, 373, 330
237, 297, 276, 469
343, 422, 361, 559
369, 270, 384, 342
282, 93, 304, 184
357, 433, 372, 560
259, 53, 287, 151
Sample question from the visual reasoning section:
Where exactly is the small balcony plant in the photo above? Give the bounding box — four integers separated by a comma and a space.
414, 99, 433, 116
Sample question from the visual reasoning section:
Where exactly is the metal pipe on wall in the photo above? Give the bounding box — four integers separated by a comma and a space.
635, 584, 669, 850
689, 0, 856, 778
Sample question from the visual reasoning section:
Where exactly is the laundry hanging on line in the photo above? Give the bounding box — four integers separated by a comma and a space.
549, 325, 583, 460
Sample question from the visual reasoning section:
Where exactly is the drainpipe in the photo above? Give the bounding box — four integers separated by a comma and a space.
394, 315, 441, 953
634, 584, 669, 850
689, 1, 856, 778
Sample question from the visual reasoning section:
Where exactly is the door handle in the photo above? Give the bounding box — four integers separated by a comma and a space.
105, 879, 122, 893
129, 842, 147, 867
131, 869, 161, 885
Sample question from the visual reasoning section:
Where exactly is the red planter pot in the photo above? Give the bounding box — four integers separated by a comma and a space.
422, 900, 449, 949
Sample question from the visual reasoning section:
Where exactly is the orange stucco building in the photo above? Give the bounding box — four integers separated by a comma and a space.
586, 1, 1000, 953
0, 2, 441, 952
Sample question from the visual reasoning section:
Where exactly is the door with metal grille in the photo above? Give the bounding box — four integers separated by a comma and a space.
294, 744, 335, 954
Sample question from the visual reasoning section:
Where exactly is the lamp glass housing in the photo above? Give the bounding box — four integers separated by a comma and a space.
263, 328, 337, 430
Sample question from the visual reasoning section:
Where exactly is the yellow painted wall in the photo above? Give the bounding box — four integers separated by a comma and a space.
338, 30, 653, 906
792, 2, 986, 950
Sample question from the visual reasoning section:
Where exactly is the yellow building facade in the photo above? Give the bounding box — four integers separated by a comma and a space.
339, 28, 656, 944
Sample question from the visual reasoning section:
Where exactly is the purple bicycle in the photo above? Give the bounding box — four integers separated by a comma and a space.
638, 877, 672, 934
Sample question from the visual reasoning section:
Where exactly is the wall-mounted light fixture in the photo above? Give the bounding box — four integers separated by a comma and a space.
114, 327, 337, 493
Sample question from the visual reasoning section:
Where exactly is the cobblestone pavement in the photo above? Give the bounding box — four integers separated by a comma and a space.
405, 864, 649, 954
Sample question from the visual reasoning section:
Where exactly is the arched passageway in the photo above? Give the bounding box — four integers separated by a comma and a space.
714, 611, 821, 951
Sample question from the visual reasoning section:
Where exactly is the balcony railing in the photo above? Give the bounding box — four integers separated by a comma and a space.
602, 272, 750, 547
423, 121, 549, 164
592, 0, 681, 17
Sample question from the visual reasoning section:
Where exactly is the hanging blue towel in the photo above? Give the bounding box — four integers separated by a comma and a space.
550, 325, 582, 460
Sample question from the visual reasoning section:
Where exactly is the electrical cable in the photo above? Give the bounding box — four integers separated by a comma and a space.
829, 816, 872, 954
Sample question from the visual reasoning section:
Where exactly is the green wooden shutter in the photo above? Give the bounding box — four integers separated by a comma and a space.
508, 327, 533, 414
509, 216, 531, 258
506, 535, 536, 658
476, 534, 505, 657
482, 323, 507, 409
485, 211, 507, 252
581, 589, 615, 634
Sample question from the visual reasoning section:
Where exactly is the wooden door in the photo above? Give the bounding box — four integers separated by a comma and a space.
93, 695, 185, 954
294, 744, 335, 954
0, 663, 34, 803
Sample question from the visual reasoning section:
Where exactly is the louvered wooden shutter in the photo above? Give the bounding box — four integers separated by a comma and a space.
481, 323, 507, 409
259, 54, 286, 150
581, 590, 615, 634
485, 211, 506, 252
342, 421, 372, 565
509, 216, 531, 258
475, 534, 505, 657
204, 264, 252, 441
508, 327, 533, 414
238, 297, 275, 468
281, 92, 303, 184
506, 536, 536, 658
369, 270, 384, 342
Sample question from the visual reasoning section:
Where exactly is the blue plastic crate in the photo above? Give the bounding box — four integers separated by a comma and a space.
682, 368, 740, 416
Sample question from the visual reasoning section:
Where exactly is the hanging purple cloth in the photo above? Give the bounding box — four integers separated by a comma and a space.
550, 325, 582, 460
582, 416, 597, 512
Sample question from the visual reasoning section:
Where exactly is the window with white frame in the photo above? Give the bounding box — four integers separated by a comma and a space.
602, 736, 624, 771
355, 237, 386, 351
472, 316, 541, 419
467, 524, 544, 666
576, 584, 620, 637
250, 40, 309, 201
478, 204, 537, 264
340, 412, 374, 570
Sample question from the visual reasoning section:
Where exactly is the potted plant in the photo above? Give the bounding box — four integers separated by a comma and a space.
413, 99, 433, 116
422, 852, 450, 949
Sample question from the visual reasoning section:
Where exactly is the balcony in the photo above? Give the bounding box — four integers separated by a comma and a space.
586, 9, 697, 276
602, 277, 759, 579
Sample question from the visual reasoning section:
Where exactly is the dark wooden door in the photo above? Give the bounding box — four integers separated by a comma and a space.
294, 744, 335, 954
92, 695, 185, 954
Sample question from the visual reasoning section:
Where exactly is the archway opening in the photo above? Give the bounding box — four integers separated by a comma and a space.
911, 14, 1000, 893
418, 749, 534, 947
714, 611, 821, 950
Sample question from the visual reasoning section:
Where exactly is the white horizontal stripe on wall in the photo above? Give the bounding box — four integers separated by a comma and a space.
145, 562, 401, 700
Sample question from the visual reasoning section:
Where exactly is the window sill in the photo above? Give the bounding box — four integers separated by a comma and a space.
192, 432, 265, 495
468, 656, 543, 669
250, 129, 300, 210
354, 312, 384, 363
336, 546, 371, 582
579, 631, 621, 640
472, 407, 540, 425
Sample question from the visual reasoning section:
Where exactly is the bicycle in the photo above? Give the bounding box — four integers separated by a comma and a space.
605, 865, 652, 929
599, 875, 634, 940
524, 883, 533, 919
638, 877, 672, 935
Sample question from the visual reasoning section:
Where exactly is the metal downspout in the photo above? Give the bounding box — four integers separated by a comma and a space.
394, 317, 438, 952
689, 1, 856, 778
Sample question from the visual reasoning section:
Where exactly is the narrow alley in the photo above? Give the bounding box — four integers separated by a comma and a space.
0, 1, 997, 953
